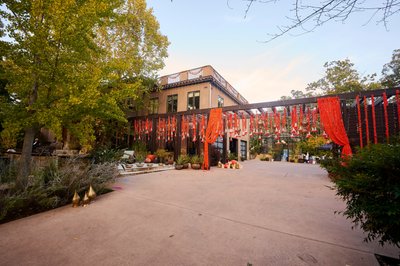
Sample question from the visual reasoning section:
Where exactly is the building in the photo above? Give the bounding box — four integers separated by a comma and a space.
128, 65, 250, 161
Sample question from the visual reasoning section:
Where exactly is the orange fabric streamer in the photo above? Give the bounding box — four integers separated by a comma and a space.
203, 108, 223, 170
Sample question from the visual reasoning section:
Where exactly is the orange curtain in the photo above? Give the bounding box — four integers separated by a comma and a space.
317, 97, 352, 157
203, 108, 223, 170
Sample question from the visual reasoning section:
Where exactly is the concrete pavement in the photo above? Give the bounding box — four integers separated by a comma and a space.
0, 160, 398, 265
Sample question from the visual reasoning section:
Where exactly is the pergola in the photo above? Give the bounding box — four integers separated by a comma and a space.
125, 87, 400, 162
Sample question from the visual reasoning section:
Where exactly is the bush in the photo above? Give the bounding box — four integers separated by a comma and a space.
321, 143, 400, 247
90, 146, 124, 164
0, 159, 118, 223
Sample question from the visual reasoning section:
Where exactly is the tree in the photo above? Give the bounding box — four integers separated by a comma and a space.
280, 89, 310, 100
241, 0, 400, 42
305, 59, 379, 96
381, 49, 400, 88
0, 0, 168, 187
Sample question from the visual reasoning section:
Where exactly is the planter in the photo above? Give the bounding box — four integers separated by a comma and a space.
175, 164, 184, 170
183, 163, 189, 169
191, 163, 201, 170
136, 163, 144, 167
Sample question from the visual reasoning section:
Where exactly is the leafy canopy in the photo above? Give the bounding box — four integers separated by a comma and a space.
0, 0, 168, 149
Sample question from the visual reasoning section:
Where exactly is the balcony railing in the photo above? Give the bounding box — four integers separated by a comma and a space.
160, 66, 248, 105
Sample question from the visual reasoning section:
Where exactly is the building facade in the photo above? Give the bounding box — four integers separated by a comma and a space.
128, 65, 250, 161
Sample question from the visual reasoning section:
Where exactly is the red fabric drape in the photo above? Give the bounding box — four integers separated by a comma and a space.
356, 95, 363, 148
383, 92, 389, 143
371, 95, 378, 144
203, 108, 223, 170
317, 97, 352, 156
364, 96, 370, 145
396, 90, 400, 131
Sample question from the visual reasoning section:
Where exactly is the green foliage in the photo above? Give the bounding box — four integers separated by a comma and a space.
190, 155, 203, 164
249, 136, 262, 155
90, 146, 124, 164
135, 152, 146, 163
381, 49, 400, 88
321, 143, 400, 246
305, 59, 380, 96
228, 152, 237, 161
0, 159, 118, 223
155, 149, 168, 162
0, 0, 168, 168
132, 141, 147, 153
176, 155, 186, 165
298, 136, 331, 157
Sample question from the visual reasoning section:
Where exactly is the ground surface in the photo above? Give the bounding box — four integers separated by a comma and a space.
0, 160, 398, 266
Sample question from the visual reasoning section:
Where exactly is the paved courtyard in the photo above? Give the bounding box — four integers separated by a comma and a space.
0, 160, 398, 265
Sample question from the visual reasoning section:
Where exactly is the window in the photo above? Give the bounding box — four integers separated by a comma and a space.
167, 94, 178, 113
218, 96, 224, 107
187, 91, 200, 110
149, 98, 159, 114
240, 140, 247, 160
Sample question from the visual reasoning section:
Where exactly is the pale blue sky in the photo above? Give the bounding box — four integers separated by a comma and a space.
147, 0, 400, 102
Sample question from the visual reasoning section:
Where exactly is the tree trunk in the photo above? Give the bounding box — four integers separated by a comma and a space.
17, 127, 35, 189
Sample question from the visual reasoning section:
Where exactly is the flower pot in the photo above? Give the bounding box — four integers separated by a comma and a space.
136, 163, 144, 167
175, 164, 184, 170
183, 163, 189, 169
191, 163, 201, 170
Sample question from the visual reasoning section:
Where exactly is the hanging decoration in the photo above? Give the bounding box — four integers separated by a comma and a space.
305, 107, 312, 138
363, 96, 370, 145
192, 114, 197, 142
133, 118, 153, 141
317, 97, 352, 157
371, 95, 378, 144
356, 95, 363, 148
203, 108, 223, 170
396, 90, 400, 130
383, 92, 389, 143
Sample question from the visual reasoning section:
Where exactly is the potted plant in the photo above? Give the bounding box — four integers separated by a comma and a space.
155, 149, 168, 165
135, 152, 145, 167
190, 155, 203, 170
180, 154, 190, 169
175, 155, 185, 170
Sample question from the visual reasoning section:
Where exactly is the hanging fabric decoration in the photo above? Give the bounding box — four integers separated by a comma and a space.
242, 114, 247, 136
192, 114, 197, 142
203, 108, 223, 170
291, 106, 298, 137
311, 108, 318, 133
249, 115, 254, 136
356, 95, 363, 148
200, 115, 206, 142
371, 95, 378, 144
396, 90, 400, 131
282, 109, 287, 133
383, 92, 389, 143
263, 113, 269, 136
363, 96, 370, 145
305, 107, 312, 138
317, 97, 352, 157
299, 106, 304, 132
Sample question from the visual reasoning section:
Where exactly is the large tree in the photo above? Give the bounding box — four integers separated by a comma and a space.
381, 49, 400, 88
0, 0, 168, 187
305, 59, 379, 96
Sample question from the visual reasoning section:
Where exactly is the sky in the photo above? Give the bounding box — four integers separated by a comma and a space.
147, 0, 400, 103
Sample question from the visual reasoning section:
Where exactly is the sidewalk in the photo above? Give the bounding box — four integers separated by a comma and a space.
0, 161, 398, 265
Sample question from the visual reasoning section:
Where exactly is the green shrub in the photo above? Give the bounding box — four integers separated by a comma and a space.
90, 146, 124, 164
190, 155, 203, 164
0, 159, 118, 223
321, 144, 400, 247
